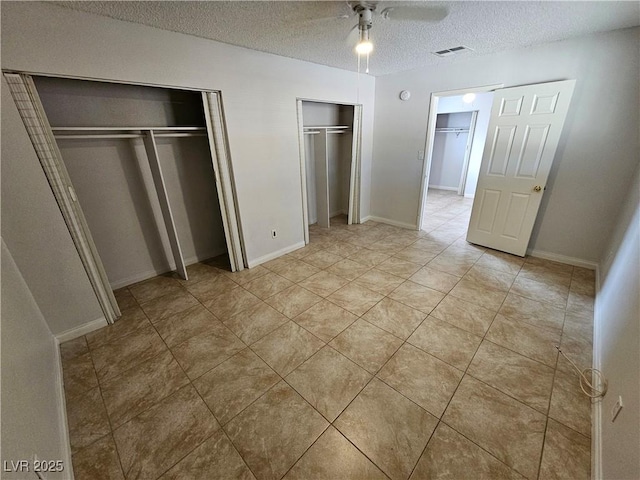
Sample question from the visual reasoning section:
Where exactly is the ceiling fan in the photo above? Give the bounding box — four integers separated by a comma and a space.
345, 1, 449, 72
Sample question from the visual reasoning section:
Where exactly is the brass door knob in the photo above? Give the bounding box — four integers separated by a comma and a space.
533, 185, 542, 192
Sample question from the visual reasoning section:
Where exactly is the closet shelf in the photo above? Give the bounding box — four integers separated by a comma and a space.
51, 126, 206, 131
303, 125, 351, 135
51, 126, 207, 140
435, 127, 469, 133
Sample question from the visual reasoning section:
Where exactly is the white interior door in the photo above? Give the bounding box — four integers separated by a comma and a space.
466, 79, 576, 256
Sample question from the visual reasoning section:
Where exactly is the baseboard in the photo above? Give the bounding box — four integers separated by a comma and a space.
428, 185, 458, 191
526, 249, 598, 270
330, 209, 348, 217
247, 241, 306, 268
109, 248, 227, 290
53, 339, 75, 480
365, 215, 418, 231
55, 316, 107, 343
463, 193, 475, 199
592, 265, 603, 480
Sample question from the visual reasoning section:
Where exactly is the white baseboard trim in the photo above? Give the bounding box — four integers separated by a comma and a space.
55, 316, 107, 343
592, 266, 603, 480
53, 339, 75, 480
428, 185, 458, 191
247, 241, 306, 268
463, 193, 475, 199
365, 216, 418, 231
526, 249, 598, 270
109, 248, 227, 290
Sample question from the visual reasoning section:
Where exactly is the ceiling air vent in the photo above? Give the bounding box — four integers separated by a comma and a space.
432, 46, 473, 57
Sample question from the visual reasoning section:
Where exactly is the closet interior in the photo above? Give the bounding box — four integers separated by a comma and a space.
302, 101, 355, 229
429, 112, 475, 195
34, 76, 230, 290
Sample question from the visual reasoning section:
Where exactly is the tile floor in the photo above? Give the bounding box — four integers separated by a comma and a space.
61, 190, 595, 480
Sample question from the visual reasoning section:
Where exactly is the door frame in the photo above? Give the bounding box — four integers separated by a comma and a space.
416, 84, 503, 230
297, 98, 363, 245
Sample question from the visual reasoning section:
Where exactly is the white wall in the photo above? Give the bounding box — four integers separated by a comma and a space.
1, 1, 375, 270
372, 27, 639, 263
1, 78, 104, 335
1, 240, 69, 479
436, 92, 494, 197
595, 164, 640, 480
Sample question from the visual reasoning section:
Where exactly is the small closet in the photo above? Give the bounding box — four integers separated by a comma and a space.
34, 76, 234, 290
301, 101, 356, 229
429, 112, 476, 195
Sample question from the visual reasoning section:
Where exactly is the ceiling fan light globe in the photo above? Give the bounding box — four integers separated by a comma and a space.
356, 41, 373, 54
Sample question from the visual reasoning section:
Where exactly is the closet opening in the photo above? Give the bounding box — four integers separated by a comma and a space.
5, 73, 246, 324
297, 100, 362, 244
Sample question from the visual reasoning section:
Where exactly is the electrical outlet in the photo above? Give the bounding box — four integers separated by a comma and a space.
611, 395, 624, 422
271, 229, 277, 239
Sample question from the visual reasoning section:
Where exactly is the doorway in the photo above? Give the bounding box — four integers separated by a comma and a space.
417, 85, 502, 231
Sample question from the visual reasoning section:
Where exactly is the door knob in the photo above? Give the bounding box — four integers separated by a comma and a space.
533, 185, 542, 192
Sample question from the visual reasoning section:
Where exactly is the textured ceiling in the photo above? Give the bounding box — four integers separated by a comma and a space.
53, 1, 640, 76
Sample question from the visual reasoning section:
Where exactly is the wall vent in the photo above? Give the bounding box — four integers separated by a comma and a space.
432, 46, 473, 57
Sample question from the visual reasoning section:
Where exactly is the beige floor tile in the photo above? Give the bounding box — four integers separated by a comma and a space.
348, 249, 390, 267
186, 274, 239, 303
251, 322, 325, 376
408, 316, 481, 370
224, 302, 289, 345
160, 430, 255, 480
499, 293, 565, 332
225, 381, 328, 480
299, 271, 349, 297
330, 319, 403, 373
154, 304, 221, 347
302, 250, 343, 269
367, 238, 406, 255
327, 282, 384, 316
566, 291, 594, 316
171, 323, 246, 379
85, 307, 150, 350
62, 352, 98, 400
72, 434, 124, 480
394, 245, 437, 265
548, 371, 592, 437
223, 264, 270, 285
518, 263, 572, 290
284, 426, 387, 480
486, 314, 560, 367
265, 284, 322, 319
474, 250, 525, 275
113, 385, 219, 479
128, 275, 182, 304
464, 264, 517, 292
389, 281, 445, 314
355, 268, 405, 295
362, 297, 426, 340
539, 419, 591, 480
335, 378, 438, 480
326, 258, 371, 281
286, 243, 327, 260
114, 288, 138, 312
243, 272, 294, 300
511, 276, 569, 309
67, 387, 111, 454
90, 324, 167, 383
411, 423, 524, 480
442, 376, 546, 479
270, 259, 320, 283
179, 261, 226, 285
139, 289, 199, 323
204, 288, 262, 320
449, 278, 507, 311
60, 336, 89, 362
293, 300, 358, 342
323, 241, 363, 258
430, 295, 496, 336
427, 251, 477, 276
194, 348, 279, 425
286, 346, 371, 421
570, 275, 596, 297
409, 266, 461, 293
377, 256, 422, 279
468, 341, 555, 413
378, 344, 463, 418
100, 350, 189, 427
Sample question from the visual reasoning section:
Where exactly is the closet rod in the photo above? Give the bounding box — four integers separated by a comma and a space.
303, 125, 350, 130
154, 133, 207, 138
55, 134, 143, 139
435, 128, 470, 133
50, 126, 206, 132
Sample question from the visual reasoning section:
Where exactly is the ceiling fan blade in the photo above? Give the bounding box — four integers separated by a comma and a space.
379, 5, 449, 23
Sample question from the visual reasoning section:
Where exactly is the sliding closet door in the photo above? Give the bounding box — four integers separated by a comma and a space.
202, 92, 245, 272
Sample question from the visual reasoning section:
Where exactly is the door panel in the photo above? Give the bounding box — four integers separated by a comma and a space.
466, 80, 576, 256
